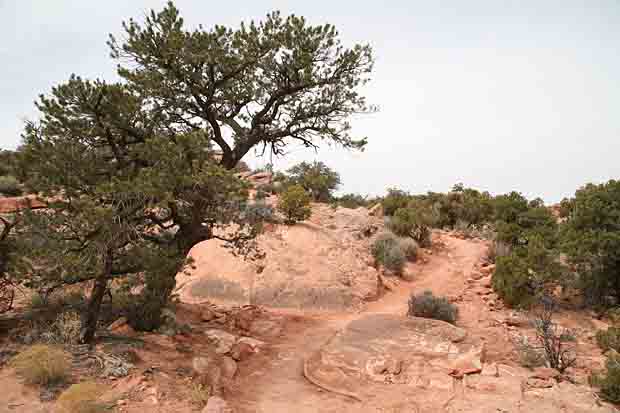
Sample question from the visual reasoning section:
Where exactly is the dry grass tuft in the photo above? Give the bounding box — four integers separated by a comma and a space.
56, 381, 107, 413
11, 344, 70, 386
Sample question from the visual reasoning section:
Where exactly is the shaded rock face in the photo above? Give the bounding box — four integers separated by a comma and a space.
303, 314, 614, 412
177, 206, 381, 311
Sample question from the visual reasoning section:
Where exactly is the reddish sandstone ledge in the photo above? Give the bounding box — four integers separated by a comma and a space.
0, 195, 47, 214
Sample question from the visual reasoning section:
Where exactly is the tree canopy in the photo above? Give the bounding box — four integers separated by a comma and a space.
108, 2, 374, 168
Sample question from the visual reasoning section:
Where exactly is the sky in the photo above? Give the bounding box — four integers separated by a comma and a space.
1, 1, 619, 202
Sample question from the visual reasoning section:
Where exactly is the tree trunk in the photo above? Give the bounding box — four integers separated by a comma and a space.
79, 252, 112, 343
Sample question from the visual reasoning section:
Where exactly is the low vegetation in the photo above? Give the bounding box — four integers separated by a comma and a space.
597, 327, 620, 353
0, 175, 21, 196
11, 344, 70, 386
371, 232, 406, 275
399, 237, 419, 262
56, 381, 106, 413
407, 290, 458, 324
277, 184, 312, 224
592, 354, 620, 403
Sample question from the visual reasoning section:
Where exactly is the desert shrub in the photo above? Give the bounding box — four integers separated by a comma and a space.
597, 327, 620, 353
531, 297, 577, 373
493, 254, 537, 308
277, 184, 312, 224
382, 188, 411, 216
243, 201, 277, 228
516, 339, 546, 368
492, 235, 562, 308
56, 381, 106, 413
286, 161, 340, 202
593, 354, 620, 403
11, 344, 70, 385
0, 175, 21, 196
333, 193, 369, 209
407, 290, 458, 324
189, 381, 211, 407
561, 180, 620, 307
399, 237, 419, 262
388, 207, 432, 247
371, 232, 406, 274
492, 191, 529, 224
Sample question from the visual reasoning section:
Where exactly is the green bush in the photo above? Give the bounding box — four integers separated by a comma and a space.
561, 180, 620, 307
371, 232, 406, 274
593, 354, 620, 403
407, 290, 458, 324
0, 175, 21, 196
277, 184, 312, 224
333, 193, 369, 209
382, 188, 411, 216
11, 344, 70, 386
388, 207, 432, 247
399, 237, 418, 262
597, 327, 620, 353
286, 161, 340, 202
492, 254, 536, 308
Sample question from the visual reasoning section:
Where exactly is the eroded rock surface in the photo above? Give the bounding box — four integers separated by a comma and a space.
303, 314, 613, 412
177, 205, 382, 311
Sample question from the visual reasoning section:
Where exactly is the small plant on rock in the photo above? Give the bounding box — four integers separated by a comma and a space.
56, 381, 107, 413
407, 290, 458, 324
371, 232, 406, 275
277, 184, 312, 224
11, 344, 70, 386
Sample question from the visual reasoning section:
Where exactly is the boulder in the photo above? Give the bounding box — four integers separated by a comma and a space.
230, 342, 254, 361
205, 329, 237, 354
220, 356, 237, 380
368, 203, 383, 217
202, 396, 234, 413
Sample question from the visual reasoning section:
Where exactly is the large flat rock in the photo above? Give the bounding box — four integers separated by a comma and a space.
303, 314, 615, 412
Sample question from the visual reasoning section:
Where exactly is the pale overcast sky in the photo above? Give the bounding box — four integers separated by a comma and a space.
1, 1, 619, 202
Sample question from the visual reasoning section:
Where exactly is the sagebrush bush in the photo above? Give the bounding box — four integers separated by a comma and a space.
277, 184, 312, 224
597, 327, 620, 353
11, 344, 70, 385
399, 237, 418, 262
407, 290, 458, 324
56, 381, 106, 413
371, 232, 406, 274
0, 175, 21, 196
516, 338, 546, 368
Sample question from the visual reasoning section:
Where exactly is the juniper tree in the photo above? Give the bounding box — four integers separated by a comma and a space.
108, 2, 374, 168
17, 79, 258, 341
14, 2, 373, 342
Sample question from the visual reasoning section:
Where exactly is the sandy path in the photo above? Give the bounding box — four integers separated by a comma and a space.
232, 233, 489, 413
